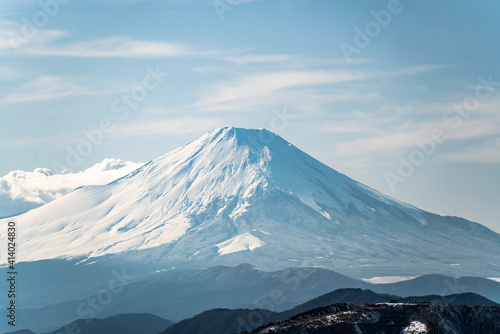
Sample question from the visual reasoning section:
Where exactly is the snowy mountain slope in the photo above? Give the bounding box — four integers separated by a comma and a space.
1, 127, 499, 278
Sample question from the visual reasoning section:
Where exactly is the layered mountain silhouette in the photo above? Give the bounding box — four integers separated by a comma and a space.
12, 260, 500, 331
160, 288, 499, 334
14, 289, 496, 334
2, 314, 172, 334
44, 313, 172, 334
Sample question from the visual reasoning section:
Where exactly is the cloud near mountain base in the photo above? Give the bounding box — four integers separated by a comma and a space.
0, 158, 143, 218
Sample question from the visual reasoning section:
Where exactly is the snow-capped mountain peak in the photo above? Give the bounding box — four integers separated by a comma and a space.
1, 127, 499, 278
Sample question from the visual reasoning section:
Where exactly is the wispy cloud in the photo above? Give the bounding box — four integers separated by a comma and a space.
0, 20, 189, 58
195, 70, 369, 108
335, 117, 499, 155
193, 65, 440, 112
0, 20, 68, 52
0, 65, 20, 80
5, 132, 70, 147
113, 117, 224, 137
222, 54, 295, 64
24, 36, 189, 58
332, 96, 500, 161
442, 138, 500, 163
1, 76, 89, 103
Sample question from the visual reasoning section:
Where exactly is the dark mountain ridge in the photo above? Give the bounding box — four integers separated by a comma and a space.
159, 288, 498, 334
250, 302, 500, 334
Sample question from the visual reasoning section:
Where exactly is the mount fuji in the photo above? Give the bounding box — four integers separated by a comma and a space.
1, 127, 500, 279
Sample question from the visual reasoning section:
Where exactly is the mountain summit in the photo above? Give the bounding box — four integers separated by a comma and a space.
2, 127, 499, 277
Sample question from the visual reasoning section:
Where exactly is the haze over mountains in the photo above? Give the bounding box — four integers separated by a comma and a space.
10, 287, 499, 334
14, 263, 500, 332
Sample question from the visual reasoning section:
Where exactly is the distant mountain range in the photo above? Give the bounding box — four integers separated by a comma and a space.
4, 314, 171, 334
45, 313, 172, 334
14, 264, 500, 333
8, 288, 498, 334
277, 288, 498, 321
161, 288, 498, 334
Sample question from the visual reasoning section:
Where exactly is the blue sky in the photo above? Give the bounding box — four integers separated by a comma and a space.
0, 0, 499, 232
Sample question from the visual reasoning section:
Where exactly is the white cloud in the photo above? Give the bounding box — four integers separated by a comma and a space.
0, 158, 144, 217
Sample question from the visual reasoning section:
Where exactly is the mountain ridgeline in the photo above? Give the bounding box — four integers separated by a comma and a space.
160, 288, 499, 334
249, 302, 500, 334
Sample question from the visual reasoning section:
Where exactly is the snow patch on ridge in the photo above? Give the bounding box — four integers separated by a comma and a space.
362, 276, 417, 284
401, 320, 427, 333
217, 232, 265, 255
